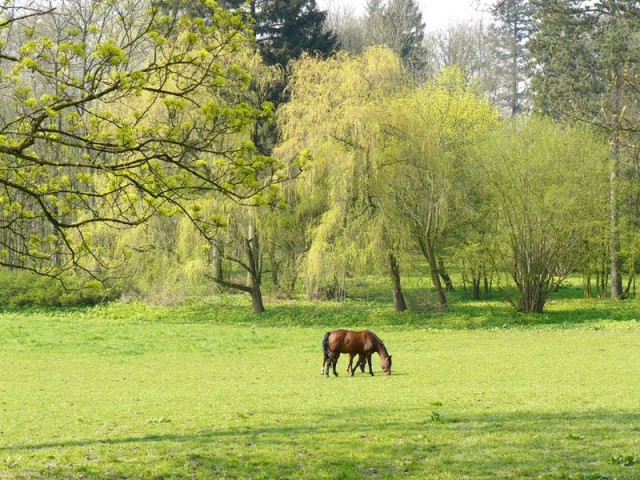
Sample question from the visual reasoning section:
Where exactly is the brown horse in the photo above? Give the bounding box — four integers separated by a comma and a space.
321, 329, 392, 377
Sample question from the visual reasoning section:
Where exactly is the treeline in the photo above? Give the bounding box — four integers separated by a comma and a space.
0, 0, 638, 314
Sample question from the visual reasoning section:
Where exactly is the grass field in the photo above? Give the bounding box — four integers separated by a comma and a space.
1, 294, 640, 479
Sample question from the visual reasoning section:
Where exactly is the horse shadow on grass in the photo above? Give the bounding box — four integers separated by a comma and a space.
3, 407, 640, 479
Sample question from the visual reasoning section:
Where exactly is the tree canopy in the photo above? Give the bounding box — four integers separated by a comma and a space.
0, 0, 283, 279
0, 0, 633, 314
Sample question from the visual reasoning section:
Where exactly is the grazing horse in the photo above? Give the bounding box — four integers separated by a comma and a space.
321, 329, 392, 377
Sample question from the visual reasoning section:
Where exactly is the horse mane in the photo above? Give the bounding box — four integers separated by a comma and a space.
367, 330, 389, 357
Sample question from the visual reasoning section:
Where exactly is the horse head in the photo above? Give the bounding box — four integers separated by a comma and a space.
381, 355, 392, 375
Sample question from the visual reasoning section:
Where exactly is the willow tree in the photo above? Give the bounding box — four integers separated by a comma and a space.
477, 117, 609, 313
277, 47, 410, 310
0, 0, 282, 282
381, 68, 500, 307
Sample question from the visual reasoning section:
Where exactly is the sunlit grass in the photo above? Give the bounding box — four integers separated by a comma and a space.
1, 296, 640, 479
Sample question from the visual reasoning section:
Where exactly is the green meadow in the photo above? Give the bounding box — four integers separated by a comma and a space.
1, 293, 640, 479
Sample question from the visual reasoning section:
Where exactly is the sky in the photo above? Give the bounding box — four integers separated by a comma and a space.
316, 0, 489, 32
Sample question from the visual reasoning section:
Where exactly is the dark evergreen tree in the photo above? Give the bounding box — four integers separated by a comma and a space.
488, 0, 536, 116
529, 0, 640, 124
258, 0, 337, 67
528, 0, 601, 117
220, 0, 337, 67
216, 0, 337, 154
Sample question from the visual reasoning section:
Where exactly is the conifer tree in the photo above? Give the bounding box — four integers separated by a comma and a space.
488, 0, 536, 116
364, 0, 428, 77
220, 0, 337, 68
528, 0, 599, 117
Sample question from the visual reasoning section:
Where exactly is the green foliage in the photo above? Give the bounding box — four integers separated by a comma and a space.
610, 455, 639, 467
0, 0, 283, 280
488, 0, 535, 116
476, 117, 610, 312
529, 0, 603, 118
0, 269, 116, 307
95, 214, 216, 302
0, 4, 630, 316
278, 47, 408, 296
278, 54, 501, 307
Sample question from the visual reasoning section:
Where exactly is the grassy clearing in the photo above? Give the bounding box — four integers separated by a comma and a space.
1, 297, 640, 479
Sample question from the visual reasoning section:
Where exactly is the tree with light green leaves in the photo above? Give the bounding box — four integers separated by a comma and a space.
0, 0, 283, 283
277, 47, 410, 309
279, 51, 500, 311
529, 0, 640, 300
476, 117, 609, 313
381, 67, 500, 307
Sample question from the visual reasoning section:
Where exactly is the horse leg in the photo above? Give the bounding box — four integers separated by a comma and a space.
347, 353, 356, 375
367, 354, 374, 376
351, 354, 362, 375
332, 353, 340, 377
322, 353, 328, 375
324, 350, 335, 377
356, 354, 366, 373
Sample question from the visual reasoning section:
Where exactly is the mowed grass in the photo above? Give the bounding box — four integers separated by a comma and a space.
1, 299, 640, 479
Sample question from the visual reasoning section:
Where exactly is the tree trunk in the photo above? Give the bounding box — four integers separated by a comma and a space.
516, 279, 548, 313
431, 268, 447, 307
270, 249, 281, 296
388, 251, 407, 312
438, 258, 454, 291
483, 272, 491, 295
250, 286, 265, 314
583, 269, 592, 299
510, 23, 519, 117
211, 241, 224, 293
245, 219, 265, 314
416, 237, 447, 307
624, 263, 635, 299
518, 292, 546, 313
472, 271, 481, 300
609, 59, 624, 300
207, 227, 265, 313
609, 152, 623, 299
427, 252, 447, 307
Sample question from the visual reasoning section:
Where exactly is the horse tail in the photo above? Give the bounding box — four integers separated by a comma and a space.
321, 331, 332, 376
322, 331, 331, 359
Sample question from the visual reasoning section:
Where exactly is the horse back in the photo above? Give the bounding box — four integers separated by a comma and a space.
328, 329, 377, 355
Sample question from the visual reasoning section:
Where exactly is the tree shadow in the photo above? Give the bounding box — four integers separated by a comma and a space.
4, 408, 639, 479
260, 294, 639, 331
